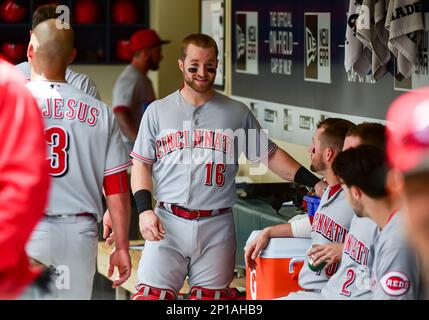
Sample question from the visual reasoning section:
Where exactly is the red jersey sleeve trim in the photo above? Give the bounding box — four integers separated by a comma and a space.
130, 151, 156, 164
113, 106, 131, 113
248, 143, 278, 163
104, 161, 132, 176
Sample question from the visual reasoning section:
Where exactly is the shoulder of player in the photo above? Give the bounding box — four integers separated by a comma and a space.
65, 67, 95, 86
145, 90, 179, 112
114, 65, 140, 85
213, 92, 252, 115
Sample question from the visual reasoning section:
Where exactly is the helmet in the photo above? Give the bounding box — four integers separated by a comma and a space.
112, 0, 137, 24
0, 0, 27, 23
115, 39, 133, 62
1, 42, 26, 63
74, 0, 98, 24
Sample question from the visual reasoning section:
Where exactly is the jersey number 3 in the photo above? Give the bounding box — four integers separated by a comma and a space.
45, 126, 69, 177
205, 162, 226, 187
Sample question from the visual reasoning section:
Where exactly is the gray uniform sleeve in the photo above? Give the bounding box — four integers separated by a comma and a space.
373, 246, 421, 300
242, 110, 277, 162
112, 75, 134, 110
104, 110, 132, 175
83, 77, 101, 100
131, 105, 157, 164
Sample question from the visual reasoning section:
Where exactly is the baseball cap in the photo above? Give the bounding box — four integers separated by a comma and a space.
130, 28, 170, 52
386, 87, 429, 176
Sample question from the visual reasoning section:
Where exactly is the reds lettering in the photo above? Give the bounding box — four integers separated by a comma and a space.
156, 129, 234, 160
312, 212, 349, 243
343, 233, 370, 267
41, 98, 100, 127
387, 277, 410, 291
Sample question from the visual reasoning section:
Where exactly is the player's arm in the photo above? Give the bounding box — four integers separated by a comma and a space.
131, 159, 165, 241
114, 110, 139, 142
103, 171, 132, 287
268, 147, 326, 196
244, 217, 312, 269
245, 223, 293, 269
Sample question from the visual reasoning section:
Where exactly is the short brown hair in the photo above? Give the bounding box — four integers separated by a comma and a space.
180, 33, 218, 60
346, 122, 386, 152
317, 118, 355, 152
32, 4, 65, 30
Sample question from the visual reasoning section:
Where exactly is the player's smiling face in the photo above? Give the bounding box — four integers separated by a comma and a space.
179, 44, 218, 94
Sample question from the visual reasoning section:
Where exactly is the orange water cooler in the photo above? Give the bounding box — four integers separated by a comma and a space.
245, 231, 311, 300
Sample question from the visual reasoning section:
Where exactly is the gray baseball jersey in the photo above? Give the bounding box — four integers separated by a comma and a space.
112, 64, 156, 144
16, 61, 100, 100
298, 186, 355, 292
131, 90, 277, 210
371, 212, 422, 299
25, 80, 131, 222
321, 215, 379, 299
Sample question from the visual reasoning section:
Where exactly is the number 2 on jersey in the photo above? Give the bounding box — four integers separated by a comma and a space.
45, 126, 69, 177
205, 162, 226, 187
340, 268, 356, 297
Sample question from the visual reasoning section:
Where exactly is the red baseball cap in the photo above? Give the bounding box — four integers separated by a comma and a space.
386, 87, 429, 176
130, 29, 170, 52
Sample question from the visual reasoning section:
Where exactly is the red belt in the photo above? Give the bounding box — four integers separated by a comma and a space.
159, 202, 231, 220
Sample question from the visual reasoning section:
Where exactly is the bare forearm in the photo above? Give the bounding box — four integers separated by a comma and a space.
268, 148, 302, 182
106, 192, 131, 250
115, 112, 139, 142
266, 223, 293, 238
131, 160, 153, 193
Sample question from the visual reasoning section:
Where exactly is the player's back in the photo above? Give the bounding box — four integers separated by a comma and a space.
26, 80, 129, 219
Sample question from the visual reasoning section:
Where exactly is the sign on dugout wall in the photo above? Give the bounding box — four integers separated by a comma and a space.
231, 0, 429, 120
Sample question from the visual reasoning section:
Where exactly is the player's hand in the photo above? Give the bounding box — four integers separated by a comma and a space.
244, 228, 271, 270
108, 248, 131, 288
314, 180, 328, 198
308, 243, 343, 268
139, 210, 166, 241
103, 209, 114, 245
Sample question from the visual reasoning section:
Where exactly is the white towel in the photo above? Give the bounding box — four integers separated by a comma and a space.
385, 0, 424, 79
345, 0, 372, 75
356, 0, 391, 80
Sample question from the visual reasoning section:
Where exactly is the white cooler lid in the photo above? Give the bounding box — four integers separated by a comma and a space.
245, 230, 311, 258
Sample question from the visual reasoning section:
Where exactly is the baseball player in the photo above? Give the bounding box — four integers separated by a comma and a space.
333, 145, 422, 299
386, 87, 429, 299
0, 57, 50, 300
311, 123, 386, 299
15, 4, 100, 99
25, 19, 131, 299
130, 33, 325, 300
112, 28, 169, 151
274, 118, 356, 300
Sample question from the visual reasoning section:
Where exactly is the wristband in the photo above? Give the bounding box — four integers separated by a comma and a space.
294, 166, 321, 188
134, 189, 153, 214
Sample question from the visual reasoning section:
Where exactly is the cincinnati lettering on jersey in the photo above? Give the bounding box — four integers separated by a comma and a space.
41, 98, 100, 127
343, 233, 370, 267
156, 129, 234, 160
312, 212, 349, 243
